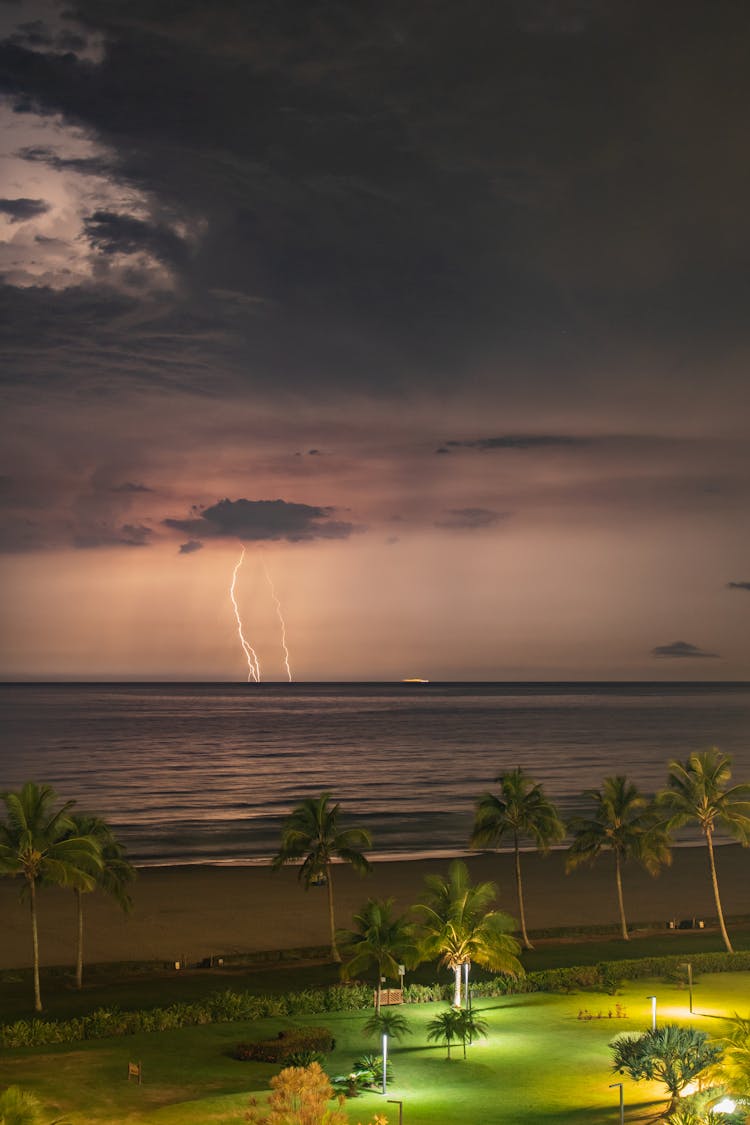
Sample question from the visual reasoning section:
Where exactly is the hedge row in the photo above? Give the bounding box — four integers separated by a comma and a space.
3, 951, 750, 1049
233, 1026, 335, 1062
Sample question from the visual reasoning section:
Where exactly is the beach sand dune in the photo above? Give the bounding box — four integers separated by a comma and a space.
0, 847, 747, 970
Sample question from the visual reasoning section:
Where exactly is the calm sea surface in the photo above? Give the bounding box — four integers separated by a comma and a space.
1, 683, 748, 865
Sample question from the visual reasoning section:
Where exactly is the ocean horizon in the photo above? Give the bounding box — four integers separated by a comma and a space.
2, 681, 749, 868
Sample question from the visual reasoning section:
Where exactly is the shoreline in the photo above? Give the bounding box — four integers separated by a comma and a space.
130, 836, 735, 869
1, 845, 748, 971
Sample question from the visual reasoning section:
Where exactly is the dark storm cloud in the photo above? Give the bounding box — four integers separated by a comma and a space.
73, 522, 153, 549
439, 435, 590, 453
2, 0, 750, 401
727, 581, 750, 591
164, 498, 355, 542
178, 539, 203, 554
435, 507, 508, 529
7, 19, 87, 54
18, 145, 117, 178
651, 641, 720, 659
110, 481, 152, 493
82, 211, 190, 269
0, 196, 51, 222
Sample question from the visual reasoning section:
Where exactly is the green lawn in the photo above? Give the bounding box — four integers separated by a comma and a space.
1, 973, 747, 1125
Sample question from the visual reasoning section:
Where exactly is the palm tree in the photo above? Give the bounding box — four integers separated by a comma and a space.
0, 783, 102, 1012
426, 1007, 463, 1060
454, 1007, 489, 1059
338, 897, 417, 1012
362, 1008, 411, 1041
566, 775, 672, 941
272, 793, 372, 962
413, 859, 522, 1007
66, 814, 136, 990
658, 749, 750, 954
470, 767, 565, 950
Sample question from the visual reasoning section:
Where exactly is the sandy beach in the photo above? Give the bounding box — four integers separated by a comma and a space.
1, 845, 748, 971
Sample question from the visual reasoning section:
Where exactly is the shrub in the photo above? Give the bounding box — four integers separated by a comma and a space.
233, 1026, 336, 1063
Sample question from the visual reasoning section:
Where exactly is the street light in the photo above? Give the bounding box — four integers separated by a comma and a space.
609, 1081, 624, 1125
679, 962, 693, 1014
387, 1099, 404, 1125
463, 960, 471, 1009
647, 995, 657, 1032
398, 964, 405, 994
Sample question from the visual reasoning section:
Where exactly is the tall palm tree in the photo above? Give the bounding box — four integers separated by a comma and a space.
566, 775, 672, 941
66, 814, 136, 990
658, 749, 750, 953
338, 897, 418, 1011
0, 782, 101, 1012
470, 767, 565, 950
272, 793, 372, 962
413, 859, 522, 1007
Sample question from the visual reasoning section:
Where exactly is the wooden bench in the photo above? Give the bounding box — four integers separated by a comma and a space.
127, 1061, 142, 1085
373, 988, 404, 1007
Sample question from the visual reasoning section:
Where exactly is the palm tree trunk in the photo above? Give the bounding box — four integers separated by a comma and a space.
326, 862, 340, 962
453, 964, 462, 1007
514, 833, 533, 950
705, 828, 733, 953
75, 888, 84, 990
614, 851, 629, 940
29, 877, 42, 1013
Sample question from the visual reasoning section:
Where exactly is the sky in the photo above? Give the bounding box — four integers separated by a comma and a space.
0, 0, 748, 681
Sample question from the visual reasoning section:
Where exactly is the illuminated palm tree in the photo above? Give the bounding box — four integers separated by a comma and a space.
426, 1007, 463, 1060
413, 859, 522, 1007
272, 793, 372, 962
470, 767, 565, 949
338, 897, 418, 1011
0, 782, 101, 1012
66, 814, 136, 989
566, 775, 672, 941
658, 749, 750, 953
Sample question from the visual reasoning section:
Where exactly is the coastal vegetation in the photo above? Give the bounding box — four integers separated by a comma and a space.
470, 766, 565, 949
610, 1024, 723, 1115
272, 793, 373, 963
65, 813, 135, 990
412, 859, 522, 1007
658, 750, 750, 954
337, 897, 417, 1012
0, 783, 102, 1012
566, 775, 673, 941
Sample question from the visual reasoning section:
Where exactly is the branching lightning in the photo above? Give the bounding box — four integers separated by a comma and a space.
230, 547, 261, 682
264, 564, 293, 682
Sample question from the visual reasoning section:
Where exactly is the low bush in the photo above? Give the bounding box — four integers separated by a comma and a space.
233, 1026, 335, 1063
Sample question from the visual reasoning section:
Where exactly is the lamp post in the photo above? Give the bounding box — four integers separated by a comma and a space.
609, 1081, 624, 1125
382, 1032, 388, 1095
647, 995, 657, 1032
463, 960, 471, 1009
387, 1099, 404, 1125
398, 964, 405, 994
679, 962, 693, 1014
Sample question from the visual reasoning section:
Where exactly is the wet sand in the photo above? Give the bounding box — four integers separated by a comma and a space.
1, 845, 748, 970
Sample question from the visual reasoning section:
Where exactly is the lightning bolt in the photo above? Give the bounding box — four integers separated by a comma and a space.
230, 547, 261, 682
264, 564, 293, 682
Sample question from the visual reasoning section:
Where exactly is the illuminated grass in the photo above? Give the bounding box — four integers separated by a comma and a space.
0, 975, 746, 1124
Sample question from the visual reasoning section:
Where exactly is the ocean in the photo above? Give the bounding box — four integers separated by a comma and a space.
1, 682, 748, 866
